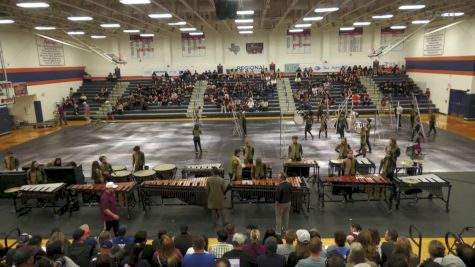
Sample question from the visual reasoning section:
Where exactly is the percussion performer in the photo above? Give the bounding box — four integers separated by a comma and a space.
316, 103, 324, 122
366, 119, 372, 153
410, 115, 424, 142
342, 150, 357, 200
355, 127, 367, 158
411, 137, 423, 160
46, 158, 62, 167
288, 136, 303, 162
207, 167, 227, 226
379, 151, 394, 179
26, 161, 47, 185
251, 158, 266, 180
3, 151, 20, 171
91, 161, 104, 184
243, 140, 254, 164
100, 182, 120, 235
99, 156, 112, 179
335, 138, 351, 159
304, 111, 314, 140
336, 112, 347, 138
385, 138, 401, 168
319, 115, 328, 139
427, 109, 437, 137
192, 124, 203, 153
228, 149, 243, 181
132, 146, 145, 172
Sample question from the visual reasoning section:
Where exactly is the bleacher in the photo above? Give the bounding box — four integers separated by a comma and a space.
202, 77, 281, 118
289, 75, 379, 115
371, 73, 437, 112
64, 80, 117, 118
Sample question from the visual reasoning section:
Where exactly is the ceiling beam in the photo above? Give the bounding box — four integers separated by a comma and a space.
260, 0, 271, 29
273, 0, 300, 30
176, 0, 218, 33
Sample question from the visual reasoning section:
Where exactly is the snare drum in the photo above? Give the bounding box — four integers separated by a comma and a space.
153, 164, 177, 179
111, 165, 127, 172
133, 170, 156, 183
111, 170, 131, 182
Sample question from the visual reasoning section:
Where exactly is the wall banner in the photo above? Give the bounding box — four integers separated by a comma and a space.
287, 29, 311, 54
246, 43, 263, 54
36, 36, 65, 66
423, 28, 445, 56
182, 33, 206, 57
381, 27, 405, 51
130, 35, 155, 59
338, 28, 363, 53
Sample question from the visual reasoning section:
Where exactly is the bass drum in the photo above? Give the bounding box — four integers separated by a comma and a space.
293, 111, 304, 125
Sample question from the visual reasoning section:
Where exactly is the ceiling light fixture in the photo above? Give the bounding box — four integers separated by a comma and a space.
340, 27, 355, 31
303, 16, 323, 21
100, 23, 121, 28
168, 21, 187, 26
35, 26, 56, 30
412, 20, 430, 24
353, 22, 371, 26
372, 14, 393, 19
140, 33, 154, 37
68, 16, 93, 21
295, 24, 312, 28
390, 25, 407, 29
123, 29, 140, 33
148, 13, 172, 19
67, 31, 85, 35
0, 19, 14, 24
237, 25, 253, 29
235, 19, 253, 23
237, 10, 254, 15
91, 35, 106, 39
16, 2, 49, 8
179, 27, 196, 32
289, 29, 304, 33
239, 30, 253, 34
119, 0, 151, 4
399, 5, 426, 10
441, 12, 464, 17
189, 32, 204, 36
314, 7, 339, 13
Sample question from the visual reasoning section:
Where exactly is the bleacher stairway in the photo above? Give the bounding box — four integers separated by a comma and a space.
277, 78, 296, 114
187, 80, 207, 118
96, 81, 129, 116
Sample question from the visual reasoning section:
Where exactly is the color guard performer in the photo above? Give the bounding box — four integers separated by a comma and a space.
251, 158, 266, 179
335, 138, 351, 159
26, 161, 47, 185
288, 136, 303, 162
336, 112, 347, 138
366, 119, 372, 153
91, 161, 104, 184
379, 150, 395, 179
411, 115, 424, 142
243, 140, 254, 164
355, 126, 367, 158
304, 111, 314, 140
385, 138, 401, 171
427, 109, 437, 137
319, 115, 328, 139
192, 124, 203, 153
3, 151, 19, 171
316, 102, 324, 122
228, 149, 243, 181
132, 146, 145, 172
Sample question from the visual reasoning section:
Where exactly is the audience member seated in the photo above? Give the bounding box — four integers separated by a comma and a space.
425, 88, 431, 98
256, 237, 286, 267
277, 230, 296, 261
327, 231, 350, 260
223, 233, 255, 267
183, 235, 215, 267
287, 229, 311, 267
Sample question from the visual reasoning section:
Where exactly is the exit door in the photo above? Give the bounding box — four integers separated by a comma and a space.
448, 89, 466, 116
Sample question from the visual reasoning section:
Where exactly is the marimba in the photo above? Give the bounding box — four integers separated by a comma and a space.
283, 160, 320, 183
317, 174, 393, 209
181, 163, 224, 178
230, 177, 310, 212
68, 182, 138, 218
393, 174, 451, 212
139, 178, 208, 212
242, 162, 272, 179
8, 183, 68, 216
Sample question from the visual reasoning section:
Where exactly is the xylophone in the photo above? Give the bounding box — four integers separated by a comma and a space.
242, 162, 272, 179
230, 177, 310, 212
283, 159, 320, 183
139, 178, 208, 212
317, 174, 393, 209
7, 183, 68, 216
328, 158, 376, 176
68, 182, 138, 218
181, 163, 224, 178
393, 174, 451, 212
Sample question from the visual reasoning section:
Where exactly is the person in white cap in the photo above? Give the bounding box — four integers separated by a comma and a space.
100, 182, 119, 235
287, 229, 311, 267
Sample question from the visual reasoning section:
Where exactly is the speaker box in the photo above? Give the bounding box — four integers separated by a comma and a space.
226, 0, 238, 20
215, 0, 227, 20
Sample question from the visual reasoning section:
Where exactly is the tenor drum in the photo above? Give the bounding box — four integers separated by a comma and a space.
111, 170, 131, 183
111, 165, 127, 172
153, 164, 177, 179
133, 170, 156, 183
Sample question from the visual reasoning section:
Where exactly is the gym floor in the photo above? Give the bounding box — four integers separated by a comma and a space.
0, 117, 474, 239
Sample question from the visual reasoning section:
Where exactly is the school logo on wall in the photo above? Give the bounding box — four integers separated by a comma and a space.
229, 43, 240, 55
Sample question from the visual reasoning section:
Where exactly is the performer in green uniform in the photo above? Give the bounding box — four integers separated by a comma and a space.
316, 102, 324, 122
228, 148, 243, 181
335, 138, 351, 159
304, 111, 314, 140
379, 150, 395, 179
319, 115, 328, 139
4, 151, 20, 171
336, 112, 347, 138
355, 126, 367, 158
132, 145, 145, 172
427, 109, 437, 137
288, 136, 303, 161
243, 140, 255, 164
27, 161, 47, 185
385, 138, 401, 172
192, 124, 203, 153
251, 158, 266, 179
366, 118, 372, 153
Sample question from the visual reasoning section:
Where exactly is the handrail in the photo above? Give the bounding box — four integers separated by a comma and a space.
409, 225, 422, 260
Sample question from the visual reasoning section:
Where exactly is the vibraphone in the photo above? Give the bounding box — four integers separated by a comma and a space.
139, 178, 208, 213
328, 158, 376, 176
283, 160, 319, 183
9, 183, 68, 216
68, 182, 138, 218
181, 163, 224, 178
393, 174, 451, 212
242, 162, 272, 179
230, 177, 310, 212
317, 174, 393, 209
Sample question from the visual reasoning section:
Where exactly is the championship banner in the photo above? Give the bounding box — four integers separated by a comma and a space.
0, 81, 15, 106
182, 33, 206, 57
381, 27, 405, 51
338, 28, 363, 53
36, 36, 65, 66
13, 82, 28, 97
246, 43, 263, 54
287, 29, 311, 54
130, 34, 155, 59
